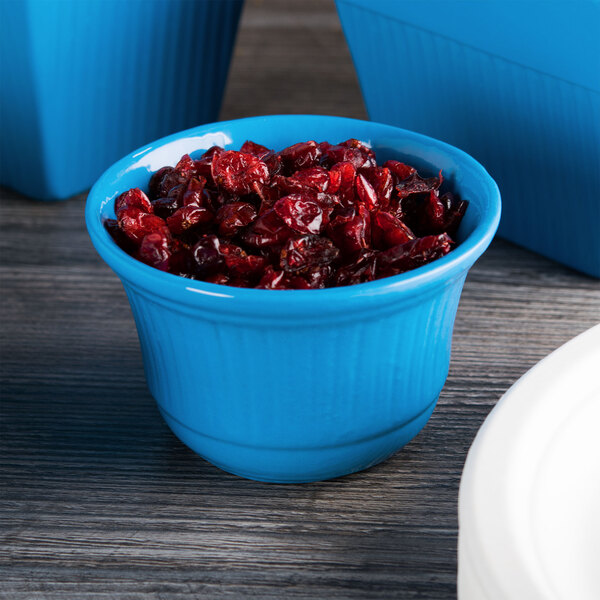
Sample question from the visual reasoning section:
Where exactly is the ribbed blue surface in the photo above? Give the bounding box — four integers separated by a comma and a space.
86, 115, 501, 483
336, 0, 600, 278
0, 0, 243, 200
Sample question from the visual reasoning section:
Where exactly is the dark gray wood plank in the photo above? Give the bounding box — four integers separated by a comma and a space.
1, 1, 599, 599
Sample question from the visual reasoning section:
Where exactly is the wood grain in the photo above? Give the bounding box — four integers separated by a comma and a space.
1, 1, 599, 599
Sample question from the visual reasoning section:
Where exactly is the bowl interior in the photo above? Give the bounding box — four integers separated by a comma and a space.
87, 115, 500, 312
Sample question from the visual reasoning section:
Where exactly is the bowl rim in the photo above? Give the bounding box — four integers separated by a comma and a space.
86, 114, 501, 317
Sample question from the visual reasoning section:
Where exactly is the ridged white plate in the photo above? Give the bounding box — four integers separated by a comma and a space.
458, 324, 600, 599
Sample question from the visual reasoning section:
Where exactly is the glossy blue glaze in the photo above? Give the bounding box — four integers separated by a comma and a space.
86, 115, 501, 483
336, 0, 600, 278
0, 0, 243, 201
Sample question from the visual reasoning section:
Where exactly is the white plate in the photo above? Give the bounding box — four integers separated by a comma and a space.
458, 325, 600, 600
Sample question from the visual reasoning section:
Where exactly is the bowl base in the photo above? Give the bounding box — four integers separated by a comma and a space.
157, 397, 437, 483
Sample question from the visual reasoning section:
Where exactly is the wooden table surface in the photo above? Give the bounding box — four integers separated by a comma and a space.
1, 2, 599, 598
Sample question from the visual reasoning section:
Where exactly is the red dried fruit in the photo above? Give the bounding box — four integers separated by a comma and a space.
256, 266, 288, 289
189, 235, 223, 276
118, 208, 168, 244
280, 235, 340, 272
355, 173, 379, 211
115, 188, 152, 218
242, 209, 294, 248
182, 177, 207, 206
240, 140, 271, 159
323, 141, 376, 170
274, 194, 329, 235
151, 196, 180, 219
371, 211, 415, 249
109, 140, 467, 288
333, 249, 378, 287
378, 234, 453, 276
340, 138, 376, 160
138, 231, 171, 271
220, 242, 267, 280
256, 266, 310, 290
216, 202, 257, 237
327, 203, 371, 255
149, 167, 173, 200
167, 205, 213, 234
212, 150, 269, 195
279, 141, 321, 173
253, 182, 281, 215
359, 167, 393, 210
303, 264, 333, 289
287, 167, 330, 193
205, 273, 230, 285
395, 170, 443, 199
328, 161, 356, 204
103, 218, 137, 254
384, 160, 416, 182
194, 146, 225, 181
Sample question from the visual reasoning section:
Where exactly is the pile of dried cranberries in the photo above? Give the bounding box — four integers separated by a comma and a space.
104, 139, 468, 289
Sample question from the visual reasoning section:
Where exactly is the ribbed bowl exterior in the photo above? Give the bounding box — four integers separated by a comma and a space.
336, 0, 600, 278
122, 273, 465, 482
0, 0, 243, 200
86, 115, 501, 483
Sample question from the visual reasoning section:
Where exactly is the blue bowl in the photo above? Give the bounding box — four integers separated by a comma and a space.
0, 0, 243, 200
336, 0, 600, 278
85, 115, 501, 483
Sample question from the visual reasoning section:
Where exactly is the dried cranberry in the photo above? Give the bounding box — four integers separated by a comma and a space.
138, 231, 171, 271
286, 167, 330, 193
240, 140, 271, 159
103, 218, 137, 254
355, 173, 379, 211
395, 170, 443, 199
220, 243, 267, 280
167, 205, 213, 234
371, 211, 415, 249
384, 160, 416, 182
151, 196, 180, 219
115, 188, 152, 218
303, 264, 333, 289
205, 273, 230, 285
118, 208, 168, 244
194, 146, 225, 181
216, 202, 257, 237
256, 266, 310, 290
182, 177, 207, 206
359, 167, 393, 210
333, 249, 378, 287
273, 194, 329, 235
378, 234, 453, 276
323, 141, 375, 170
327, 203, 371, 255
328, 161, 356, 205
242, 209, 294, 248
280, 235, 340, 272
279, 141, 321, 173
212, 150, 270, 196
189, 235, 223, 276
149, 167, 173, 200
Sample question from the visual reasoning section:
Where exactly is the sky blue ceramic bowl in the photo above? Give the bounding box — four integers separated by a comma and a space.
86, 115, 501, 483
0, 0, 242, 200
336, 0, 600, 277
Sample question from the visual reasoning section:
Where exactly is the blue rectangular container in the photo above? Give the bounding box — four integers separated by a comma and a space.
0, 0, 243, 201
336, 0, 600, 277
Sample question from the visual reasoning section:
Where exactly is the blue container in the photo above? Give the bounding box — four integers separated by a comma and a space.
86, 115, 501, 483
0, 0, 243, 200
336, 0, 600, 277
